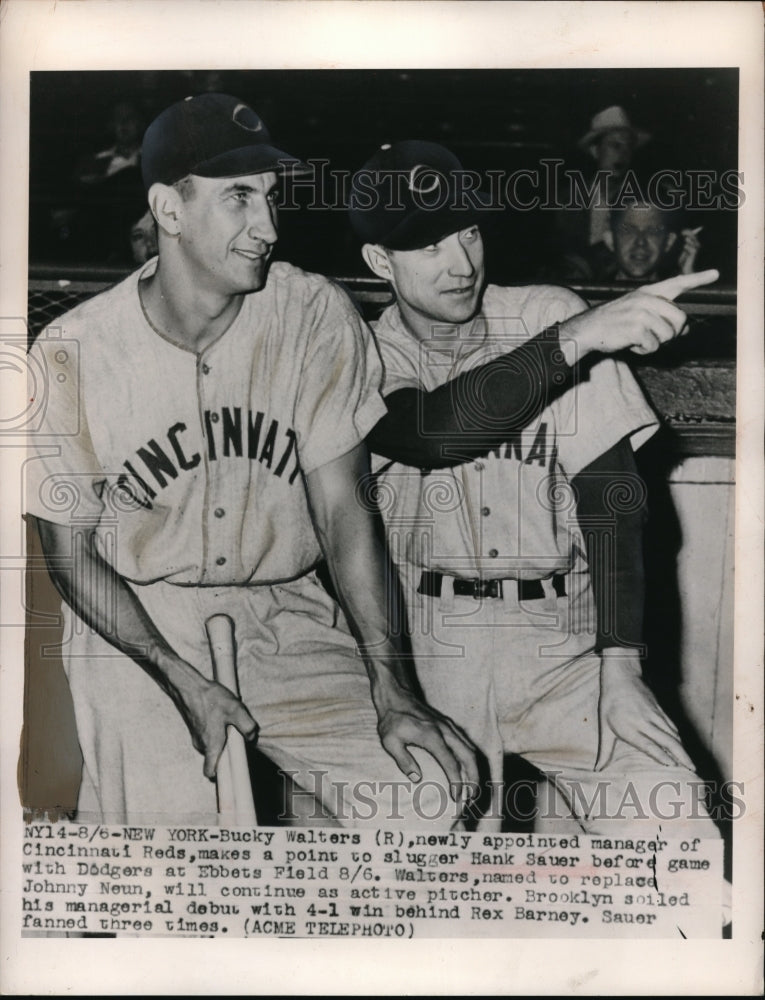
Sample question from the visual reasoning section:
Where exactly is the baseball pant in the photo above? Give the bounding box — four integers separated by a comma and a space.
60, 570, 460, 828
399, 562, 721, 839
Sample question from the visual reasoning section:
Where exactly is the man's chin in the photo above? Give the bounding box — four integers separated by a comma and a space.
621, 260, 657, 282
438, 294, 482, 324
238, 261, 270, 294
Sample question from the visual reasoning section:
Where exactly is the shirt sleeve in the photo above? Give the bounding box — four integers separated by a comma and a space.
524, 284, 657, 472
374, 331, 425, 395
552, 355, 660, 476
531, 284, 589, 329
294, 282, 387, 474
527, 284, 659, 473
25, 333, 106, 526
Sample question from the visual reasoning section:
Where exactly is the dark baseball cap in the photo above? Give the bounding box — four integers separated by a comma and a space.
141, 93, 307, 189
348, 140, 496, 251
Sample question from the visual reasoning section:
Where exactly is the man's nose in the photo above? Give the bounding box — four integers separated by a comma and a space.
447, 240, 476, 277
247, 202, 278, 245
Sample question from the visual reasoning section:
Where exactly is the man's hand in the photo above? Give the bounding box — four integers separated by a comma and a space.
560, 268, 719, 361
678, 226, 703, 275
373, 680, 480, 803
595, 652, 695, 772
171, 667, 259, 781
33, 517, 260, 784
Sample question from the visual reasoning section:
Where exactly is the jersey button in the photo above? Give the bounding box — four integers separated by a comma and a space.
488, 548, 499, 558
474, 462, 484, 472
210, 412, 219, 423
481, 506, 491, 516
216, 556, 226, 566
214, 507, 225, 518
201, 363, 211, 375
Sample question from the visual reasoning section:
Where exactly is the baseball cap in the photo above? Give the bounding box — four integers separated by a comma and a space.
141, 93, 307, 189
348, 141, 496, 251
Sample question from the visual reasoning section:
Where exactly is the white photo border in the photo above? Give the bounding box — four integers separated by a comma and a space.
1, 1, 762, 995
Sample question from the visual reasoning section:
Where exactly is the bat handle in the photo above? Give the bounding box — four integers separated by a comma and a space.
205, 614, 257, 826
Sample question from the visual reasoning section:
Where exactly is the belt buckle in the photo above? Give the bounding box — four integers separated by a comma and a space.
473, 578, 502, 599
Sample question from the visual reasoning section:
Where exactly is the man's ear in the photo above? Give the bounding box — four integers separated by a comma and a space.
361, 243, 393, 282
147, 183, 182, 237
664, 231, 678, 253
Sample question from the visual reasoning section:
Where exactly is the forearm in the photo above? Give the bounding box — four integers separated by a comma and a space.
572, 438, 647, 653
34, 516, 207, 706
323, 532, 415, 706
369, 326, 574, 468
370, 268, 722, 470
305, 448, 414, 699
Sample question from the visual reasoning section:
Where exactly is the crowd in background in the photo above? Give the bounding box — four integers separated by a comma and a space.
28, 70, 738, 287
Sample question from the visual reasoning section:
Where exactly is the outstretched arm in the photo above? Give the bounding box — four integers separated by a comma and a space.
369, 270, 719, 469
305, 443, 480, 801
368, 326, 572, 466
33, 516, 258, 780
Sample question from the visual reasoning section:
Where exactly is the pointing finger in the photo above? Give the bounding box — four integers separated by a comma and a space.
644, 268, 719, 301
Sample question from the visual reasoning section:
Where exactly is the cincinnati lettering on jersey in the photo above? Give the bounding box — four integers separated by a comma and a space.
486, 422, 557, 468
109, 407, 300, 510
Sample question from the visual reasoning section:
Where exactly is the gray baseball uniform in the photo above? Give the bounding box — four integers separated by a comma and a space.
27, 257, 456, 827
370, 281, 720, 837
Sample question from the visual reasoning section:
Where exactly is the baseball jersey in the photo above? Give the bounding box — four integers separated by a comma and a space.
370, 283, 659, 579
27, 259, 386, 586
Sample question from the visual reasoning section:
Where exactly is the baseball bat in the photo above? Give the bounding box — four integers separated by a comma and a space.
204, 614, 258, 825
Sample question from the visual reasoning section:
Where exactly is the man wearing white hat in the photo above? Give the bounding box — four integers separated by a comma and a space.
579, 105, 651, 246
549, 105, 652, 266
579, 105, 651, 169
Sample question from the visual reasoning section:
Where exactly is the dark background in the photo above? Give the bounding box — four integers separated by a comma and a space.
29, 68, 739, 284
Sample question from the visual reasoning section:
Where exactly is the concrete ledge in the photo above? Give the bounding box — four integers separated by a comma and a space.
637, 361, 736, 420
635, 361, 736, 457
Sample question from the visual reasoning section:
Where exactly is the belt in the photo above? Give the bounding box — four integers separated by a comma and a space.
418, 570, 567, 601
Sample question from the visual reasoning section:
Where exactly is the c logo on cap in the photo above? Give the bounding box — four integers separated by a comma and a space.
408, 164, 442, 197
232, 103, 264, 133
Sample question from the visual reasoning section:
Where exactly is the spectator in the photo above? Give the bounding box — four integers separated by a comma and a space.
75, 100, 145, 185
611, 201, 701, 281
550, 190, 702, 283
61, 99, 148, 263
549, 105, 651, 263
129, 209, 158, 265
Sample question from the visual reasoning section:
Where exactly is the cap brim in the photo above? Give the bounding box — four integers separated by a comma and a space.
192, 145, 310, 178
382, 192, 498, 251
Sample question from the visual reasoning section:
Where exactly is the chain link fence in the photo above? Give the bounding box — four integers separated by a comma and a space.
26, 268, 395, 344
